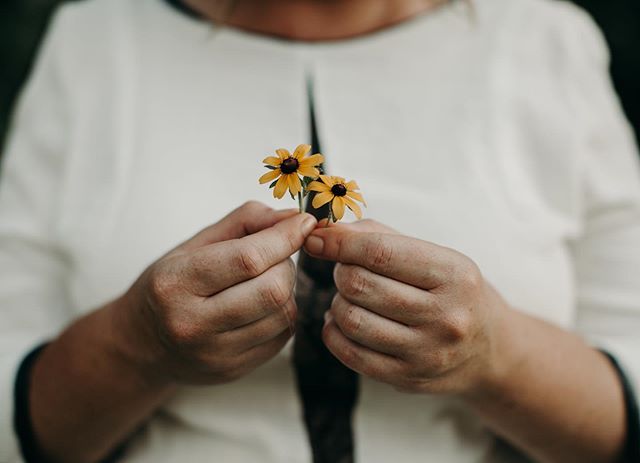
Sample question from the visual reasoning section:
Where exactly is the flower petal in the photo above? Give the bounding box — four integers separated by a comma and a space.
332, 197, 346, 221
288, 174, 302, 196
319, 175, 336, 187
297, 165, 320, 178
259, 169, 281, 184
298, 154, 325, 167
342, 196, 363, 219
308, 180, 330, 192
262, 156, 282, 167
276, 148, 291, 160
312, 191, 334, 209
293, 144, 311, 160
346, 190, 366, 206
345, 180, 360, 191
273, 175, 289, 199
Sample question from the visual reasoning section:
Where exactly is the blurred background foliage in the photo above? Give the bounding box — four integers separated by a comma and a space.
0, 0, 639, 152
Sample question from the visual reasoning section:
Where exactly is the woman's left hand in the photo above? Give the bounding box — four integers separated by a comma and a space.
303, 219, 511, 396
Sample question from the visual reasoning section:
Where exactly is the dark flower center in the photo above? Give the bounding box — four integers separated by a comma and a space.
331, 184, 347, 197
280, 157, 299, 174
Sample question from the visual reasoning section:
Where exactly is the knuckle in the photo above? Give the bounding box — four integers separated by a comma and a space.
207, 354, 237, 375
241, 200, 267, 214
338, 342, 361, 367
218, 307, 247, 331
234, 244, 266, 277
337, 265, 369, 297
281, 300, 297, 327
148, 264, 179, 304
340, 305, 363, 338
164, 316, 200, 347
395, 376, 425, 394
264, 279, 291, 308
422, 351, 449, 377
279, 225, 303, 253
365, 235, 393, 269
457, 258, 483, 291
360, 219, 378, 227
442, 312, 472, 343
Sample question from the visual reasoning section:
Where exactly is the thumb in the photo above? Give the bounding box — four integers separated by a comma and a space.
304, 219, 399, 261
178, 201, 298, 252
315, 218, 398, 234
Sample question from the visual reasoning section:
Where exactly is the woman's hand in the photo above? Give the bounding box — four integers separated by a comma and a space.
117, 201, 317, 385
29, 201, 317, 463
303, 219, 509, 396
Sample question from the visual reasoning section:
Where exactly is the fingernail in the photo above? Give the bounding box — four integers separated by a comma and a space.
305, 235, 324, 255
301, 215, 317, 234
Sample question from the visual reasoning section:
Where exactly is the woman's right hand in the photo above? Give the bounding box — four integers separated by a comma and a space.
115, 201, 317, 385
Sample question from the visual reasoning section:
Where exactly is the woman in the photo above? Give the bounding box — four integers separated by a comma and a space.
1, 0, 639, 462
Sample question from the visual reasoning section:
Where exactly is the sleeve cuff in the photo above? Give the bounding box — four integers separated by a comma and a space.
13, 343, 49, 463
0, 341, 43, 463
601, 350, 640, 463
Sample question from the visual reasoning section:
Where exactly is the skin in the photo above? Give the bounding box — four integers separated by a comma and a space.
304, 220, 626, 463
26, 1, 626, 462
183, 0, 448, 41
30, 202, 317, 462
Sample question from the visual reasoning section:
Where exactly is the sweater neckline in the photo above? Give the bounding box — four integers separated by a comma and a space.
160, 0, 460, 47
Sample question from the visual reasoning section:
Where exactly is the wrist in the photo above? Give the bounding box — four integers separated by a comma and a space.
463, 289, 528, 403
104, 288, 176, 390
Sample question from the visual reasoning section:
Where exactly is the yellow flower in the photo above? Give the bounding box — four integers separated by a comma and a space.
308, 175, 366, 221
259, 144, 324, 199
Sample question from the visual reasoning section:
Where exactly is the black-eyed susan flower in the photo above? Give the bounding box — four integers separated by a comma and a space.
308, 175, 366, 222
259, 144, 324, 202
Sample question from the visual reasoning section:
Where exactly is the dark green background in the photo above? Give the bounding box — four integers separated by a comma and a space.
1, 0, 639, 151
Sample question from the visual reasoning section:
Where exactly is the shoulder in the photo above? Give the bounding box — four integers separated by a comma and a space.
42, 0, 156, 71
481, 0, 608, 69
48, 0, 135, 39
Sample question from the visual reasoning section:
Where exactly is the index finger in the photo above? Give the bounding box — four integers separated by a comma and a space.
304, 228, 457, 289
185, 212, 317, 295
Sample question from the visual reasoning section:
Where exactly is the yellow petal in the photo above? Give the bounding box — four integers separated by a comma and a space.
259, 169, 281, 184
273, 175, 289, 199
345, 180, 360, 191
319, 175, 336, 187
293, 144, 311, 160
297, 165, 320, 178
332, 197, 345, 221
262, 156, 282, 167
298, 154, 324, 167
346, 190, 366, 206
308, 180, 330, 192
312, 191, 334, 209
342, 196, 363, 219
276, 148, 290, 160
288, 174, 302, 196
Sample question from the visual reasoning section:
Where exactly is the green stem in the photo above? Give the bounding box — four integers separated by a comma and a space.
298, 191, 303, 213
325, 206, 333, 228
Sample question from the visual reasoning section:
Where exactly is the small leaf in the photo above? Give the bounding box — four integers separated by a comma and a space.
269, 180, 278, 189
264, 165, 278, 170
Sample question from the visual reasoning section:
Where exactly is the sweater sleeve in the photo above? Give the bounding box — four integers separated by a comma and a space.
0, 7, 76, 462
560, 5, 640, 459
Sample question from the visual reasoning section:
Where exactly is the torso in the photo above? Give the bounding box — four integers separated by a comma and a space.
51, 0, 592, 460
